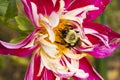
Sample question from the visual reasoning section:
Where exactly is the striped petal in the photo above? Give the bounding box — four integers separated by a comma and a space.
82, 22, 120, 58
84, 22, 120, 41
72, 57, 103, 80
0, 45, 37, 57
88, 39, 120, 58
0, 31, 37, 57
0, 30, 36, 49
66, 0, 110, 21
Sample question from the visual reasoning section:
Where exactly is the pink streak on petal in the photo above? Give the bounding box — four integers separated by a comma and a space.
86, 34, 102, 45
0, 30, 36, 49
25, 53, 41, 80
64, 0, 72, 9
72, 57, 103, 80
0, 45, 38, 57
22, 0, 39, 28
25, 53, 56, 80
42, 68, 56, 80
24, 54, 34, 80
54, 0, 60, 12
67, 0, 110, 21
88, 39, 120, 58
83, 22, 120, 41
30, 0, 55, 15
33, 53, 42, 80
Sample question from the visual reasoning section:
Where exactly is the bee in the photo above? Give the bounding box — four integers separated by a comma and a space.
61, 29, 80, 47
56, 24, 81, 48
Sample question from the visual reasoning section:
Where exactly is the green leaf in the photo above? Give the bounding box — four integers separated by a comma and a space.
15, 16, 34, 31
10, 36, 26, 43
69, 78, 73, 80
5, 0, 18, 21
0, 0, 9, 16
11, 56, 29, 66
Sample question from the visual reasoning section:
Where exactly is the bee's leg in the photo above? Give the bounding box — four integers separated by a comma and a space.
55, 41, 66, 45
66, 45, 71, 49
75, 31, 79, 33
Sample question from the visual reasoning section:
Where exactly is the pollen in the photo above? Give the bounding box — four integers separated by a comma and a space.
53, 20, 73, 55
37, 20, 79, 57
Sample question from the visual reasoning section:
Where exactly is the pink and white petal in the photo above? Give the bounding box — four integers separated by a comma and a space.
72, 57, 103, 80
63, 0, 72, 9
67, 0, 110, 21
63, 56, 89, 79
31, 54, 56, 80
48, 11, 60, 28
0, 45, 37, 57
83, 22, 120, 41
42, 68, 56, 80
31, 2, 39, 27
0, 30, 36, 49
85, 32, 109, 47
75, 38, 120, 58
22, 0, 39, 28
30, 0, 56, 15
25, 53, 42, 80
40, 50, 75, 79
88, 39, 120, 58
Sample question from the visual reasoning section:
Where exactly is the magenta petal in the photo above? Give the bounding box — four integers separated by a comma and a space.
0, 30, 36, 49
0, 30, 38, 57
63, 0, 72, 9
84, 22, 120, 41
67, 0, 110, 21
83, 22, 120, 58
88, 39, 120, 58
41, 68, 56, 80
22, 0, 39, 28
0, 45, 37, 57
25, 0, 55, 15
25, 53, 41, 80
32, 0, 53, 15
25, 53, 56, 80
72, 57, 103, 80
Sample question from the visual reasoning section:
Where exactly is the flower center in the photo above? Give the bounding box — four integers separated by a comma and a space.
53, 20, 81, 55
54, 20, 81, 46
36, 20, 81, 57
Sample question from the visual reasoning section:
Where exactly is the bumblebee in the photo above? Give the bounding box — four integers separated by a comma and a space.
56, 25, 81, 48
61, 29, 80, 47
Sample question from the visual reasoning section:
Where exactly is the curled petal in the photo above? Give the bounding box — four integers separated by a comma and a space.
0, 30, 38, 57
0, 30, 36, 49
88, 39, 120, 58
39, 34, 58, 57
0, 45, 37, 57
77, 22, 120, 58
40, 51, 74, 79
74, 38, 120, 58
63, 56, 89, 79
72, 57, 103, 80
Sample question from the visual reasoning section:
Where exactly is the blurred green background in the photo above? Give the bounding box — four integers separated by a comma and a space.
0, 0, 120, 80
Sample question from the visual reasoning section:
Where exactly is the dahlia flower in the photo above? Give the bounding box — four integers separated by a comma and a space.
0, 0, 120, 80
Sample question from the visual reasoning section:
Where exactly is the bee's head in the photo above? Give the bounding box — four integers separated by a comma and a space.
61, 30, 69, 38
